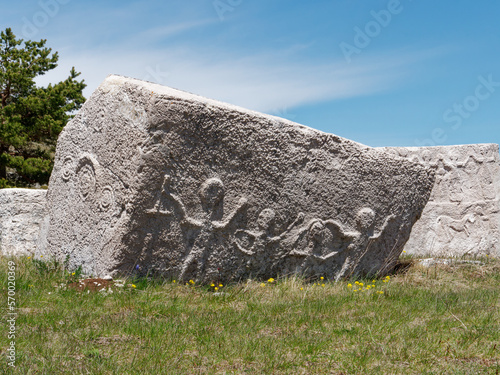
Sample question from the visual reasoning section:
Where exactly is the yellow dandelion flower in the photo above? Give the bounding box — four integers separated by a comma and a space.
72, 272, 75, 276
320, 277, 324, 280
300, 287, 304, 291
189, 280, 195, 284
359, 282, 364, 286
27, 256, 31, 259
40, 255, 43, 258
385, 276, 390, 280
173, 280, 176, 283
268, 278, 275, 283
131, 284, 136, 288
355, 281, 359, 285
372, 280, 376, 283
214, 287, 218, 291
260, 283, 266, 287
321, 284, 325, 287
347, 283, 352, 288
211, 283, 215, 287
219, 284, 223, 287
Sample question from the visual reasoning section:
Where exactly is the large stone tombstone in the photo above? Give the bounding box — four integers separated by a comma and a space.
380, 144, 500, 257
37, 75, 434, 282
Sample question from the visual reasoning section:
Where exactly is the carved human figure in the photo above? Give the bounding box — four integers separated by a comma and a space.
397, 149, 409, 158
461, 154, 496, 201
146, 174, 180, 216
286, 218, 349, 261
432, 154, 455, 202
336, 208, 396, 280
468, 205, 495, 254
278, 207, 394, 279
482, 147, 499, 163
408, 154, 422, 165
177, 177, 248, 281
302, 220, 330, 258
445, 150, 498, 202
234, 209, 304, 276
421, 150, 434, 166
478, 161, 497, 201
446, 151, 465, 203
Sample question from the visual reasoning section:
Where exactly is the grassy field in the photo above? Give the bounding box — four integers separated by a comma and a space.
1, 255, 499, 374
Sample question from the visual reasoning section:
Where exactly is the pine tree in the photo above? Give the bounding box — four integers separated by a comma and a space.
0, 27, 86, 188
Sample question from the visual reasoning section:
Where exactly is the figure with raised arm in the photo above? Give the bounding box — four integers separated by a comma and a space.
336, 208, 396, 280
234, 209, 304, 276
285, 218, 353, 260
178, 177, 248, 281
146, 174, 185, 217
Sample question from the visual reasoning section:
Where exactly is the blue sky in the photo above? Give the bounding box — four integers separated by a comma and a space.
2, 0, 500, 147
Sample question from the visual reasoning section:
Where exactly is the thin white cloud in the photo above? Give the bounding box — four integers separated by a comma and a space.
134, 19, 216, 42
35, 44, 445, 114
21, 0, 451, 114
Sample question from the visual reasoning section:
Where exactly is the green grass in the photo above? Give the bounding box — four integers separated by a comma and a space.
1, 255, 499, 374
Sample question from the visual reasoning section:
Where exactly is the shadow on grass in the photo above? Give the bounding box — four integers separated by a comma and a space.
390, 259, 415, 276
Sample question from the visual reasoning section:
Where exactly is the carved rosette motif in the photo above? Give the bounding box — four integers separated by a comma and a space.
76, 160, 96, 200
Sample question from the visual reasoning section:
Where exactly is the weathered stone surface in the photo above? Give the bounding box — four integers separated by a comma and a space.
417, 258, 485, 268
38, 75, 434, 282
380, 144, 500, 257
0, 188, 47, 256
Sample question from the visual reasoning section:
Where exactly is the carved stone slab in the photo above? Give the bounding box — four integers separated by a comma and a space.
37, 75, 434, 282
0, 189, 47, 256
379, 144, 500, 257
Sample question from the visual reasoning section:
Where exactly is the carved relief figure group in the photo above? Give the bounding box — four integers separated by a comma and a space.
397, 149, 498, 204
392, 147, 500, 256
146, 174, 396, 280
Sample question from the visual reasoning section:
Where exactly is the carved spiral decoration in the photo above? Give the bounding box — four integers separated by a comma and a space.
99, 186, 114, 212
77, 162, 96, 200
61, 156, 73, 182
